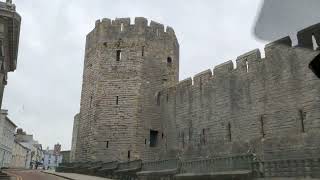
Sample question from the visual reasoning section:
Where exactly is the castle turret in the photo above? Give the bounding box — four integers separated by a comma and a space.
75, 17, 179, 161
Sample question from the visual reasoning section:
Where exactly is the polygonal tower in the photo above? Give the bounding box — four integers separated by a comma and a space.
75, 17, 179, 162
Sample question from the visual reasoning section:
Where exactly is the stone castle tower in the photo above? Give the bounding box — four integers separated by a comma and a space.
75, 17, 179, 161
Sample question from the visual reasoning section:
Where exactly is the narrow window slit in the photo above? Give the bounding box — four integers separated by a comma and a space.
156, 92, 161, 106
116, 96, 119, 105
89, 96, 93, 108
106, 141, 109, 148
127, 151, 131, 159
260, 115, 265, 137
167, 57, 172, 67
142, 46, 144, 56
245, 59, 249, 73
116, 50, 122, 61
227, 123, 232, 142
299, 110, 306, 133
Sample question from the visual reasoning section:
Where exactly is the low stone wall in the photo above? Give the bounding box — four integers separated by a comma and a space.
57, 155, 320, 180
253, 158, 320, 178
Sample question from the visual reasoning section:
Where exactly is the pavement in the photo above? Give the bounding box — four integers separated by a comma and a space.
2, 170, 112, 180
3, 170, 65, 180
42, 170, 112, 180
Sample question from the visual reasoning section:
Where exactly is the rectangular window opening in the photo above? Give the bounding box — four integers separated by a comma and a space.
144, 139, 147, 145
106, 141, 109, 148
299, 110, 306, 133
116, 50, 122, 61
150, 130, 158, 147
116, 96, 119, 105
260, 115, 265, 137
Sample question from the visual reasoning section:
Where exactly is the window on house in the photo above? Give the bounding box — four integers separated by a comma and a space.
116, 50, 122, 61
167, 57, 172, 66
106, 141, 109, 148
150, 130, 158, 147
260, 115, 265, 137
116, 96, 119, 105
127, 151, 131, 159
162, 133, 164, 139
144, 139, 147, 145
299, 110, 306, 133
227, 123, 232, 142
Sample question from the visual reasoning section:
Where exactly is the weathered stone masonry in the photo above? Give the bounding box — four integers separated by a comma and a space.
74, 17, 320, 162
160, 24, 320, 160
75, 17, 179, 162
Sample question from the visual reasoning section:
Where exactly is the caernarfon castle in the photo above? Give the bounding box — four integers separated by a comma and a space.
71, 17, 320, 163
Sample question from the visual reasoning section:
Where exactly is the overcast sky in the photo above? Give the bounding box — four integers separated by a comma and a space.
3, 0, 267, 150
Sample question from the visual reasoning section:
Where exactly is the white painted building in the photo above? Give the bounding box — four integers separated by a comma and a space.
10, 141, 31, 169
43, 150, 62, 170
15, 129, 44, 169
0, 110, 17, 168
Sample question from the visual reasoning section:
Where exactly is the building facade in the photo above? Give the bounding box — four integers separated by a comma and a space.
0, 109, 16, 168
0, 0, 21, 109
15, 129, 43, 169
43, 149, 62, 170
73, 18, 320, 162
10, 140, 31, 169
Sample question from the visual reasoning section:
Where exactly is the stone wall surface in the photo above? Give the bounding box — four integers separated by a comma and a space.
75, 17, 179, 162
74, 17, 320, 163
160, 26, 320, 160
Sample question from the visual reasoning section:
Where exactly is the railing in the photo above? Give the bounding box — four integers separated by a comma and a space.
118, 160, 142, 170
141, 158, 179, 171
252, 158, 320, 178
180, 154, 253, 174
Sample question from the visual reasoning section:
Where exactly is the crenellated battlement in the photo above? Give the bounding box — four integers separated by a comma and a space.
85, 17, 177, 50
160, 23, 320, 99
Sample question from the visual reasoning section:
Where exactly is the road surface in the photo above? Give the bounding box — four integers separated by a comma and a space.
4, 170, 66, 180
